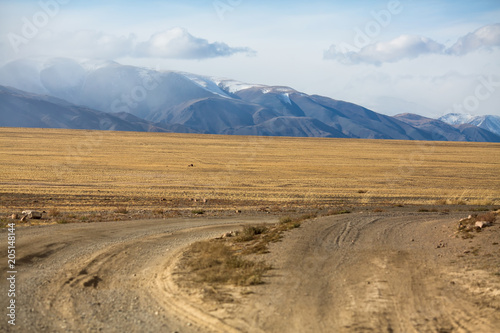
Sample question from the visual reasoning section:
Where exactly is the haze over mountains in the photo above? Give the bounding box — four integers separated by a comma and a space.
1, 57, 499, 142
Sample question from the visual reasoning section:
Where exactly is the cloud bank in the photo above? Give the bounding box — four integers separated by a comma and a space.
6, 27, 255, 61
325, 23, 500, 65
135, 28, 255, 59
446, 23, 500, 56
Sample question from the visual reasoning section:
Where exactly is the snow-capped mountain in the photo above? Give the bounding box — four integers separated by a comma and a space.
439, 113, 500, 136
438, 113, 475, 125
395, 113, 500, 142
1, 57, 500, 142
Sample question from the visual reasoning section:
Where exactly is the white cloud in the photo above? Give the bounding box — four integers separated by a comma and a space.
447, 23, 500, 55
2, 27, 254, 62
325, 35, 444, 65
325, 23, 500, 66
135, 28, 255, 59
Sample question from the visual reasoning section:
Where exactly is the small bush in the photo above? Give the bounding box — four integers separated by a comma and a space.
326, 209, 351, 216
476, 212, 496, 223
236, 225, 268, 242
191, 209, 205, 215
153, 208, 164, 215
182, 241, 270, 286
358, 190, 368, 194
48, 208, 61, 217
279, 216, 293, 224
418, 208, 438, 213
298, 212, 317, 221
114, 207, 128, 214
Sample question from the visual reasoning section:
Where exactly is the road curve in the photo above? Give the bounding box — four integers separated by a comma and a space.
1, 211, 499, 333
0, 216, 277, 333
221, 212, 500, 332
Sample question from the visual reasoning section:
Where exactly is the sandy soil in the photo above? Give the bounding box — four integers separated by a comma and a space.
1, 210, 499, 332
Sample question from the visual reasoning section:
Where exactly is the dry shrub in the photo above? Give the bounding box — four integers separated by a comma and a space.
114, 207, 128, 214
182, 241, 270, 286
325, 209, 351, 216
236, 225, 268, 242
48, 208, 61, 217
153, 208, 164, 215
457, 212, 496, 237
298, 212, 317, 220
279, 216, 293, 224
476, 212, 496, 223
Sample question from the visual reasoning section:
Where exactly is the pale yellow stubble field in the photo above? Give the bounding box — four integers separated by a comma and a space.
0, 127, 499, 212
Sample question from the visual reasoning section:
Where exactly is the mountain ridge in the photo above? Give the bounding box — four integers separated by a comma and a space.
439, 113, 500, 136
1, 57, 499, 142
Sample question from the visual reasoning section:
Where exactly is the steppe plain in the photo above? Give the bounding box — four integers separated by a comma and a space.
1, 127, 499, 332
0, 127, 498, 218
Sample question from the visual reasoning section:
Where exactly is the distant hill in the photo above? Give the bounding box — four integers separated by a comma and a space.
0, 85, 167, 132
439, 113, 500, 136
394, 113, 500, 142
1, 57, 499, 142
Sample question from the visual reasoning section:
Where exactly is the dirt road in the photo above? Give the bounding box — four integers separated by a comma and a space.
218, 212, 500, 332
0, 216, 277, 332
1, 211, 499, 332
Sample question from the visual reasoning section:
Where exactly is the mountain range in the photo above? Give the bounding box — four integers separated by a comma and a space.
1, 57, 499, 142
438, 113, 500, 136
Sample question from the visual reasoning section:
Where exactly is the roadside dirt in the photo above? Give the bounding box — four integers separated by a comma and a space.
1, 210, 499, 332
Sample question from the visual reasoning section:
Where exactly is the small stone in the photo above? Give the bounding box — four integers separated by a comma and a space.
475, 221, 491, 229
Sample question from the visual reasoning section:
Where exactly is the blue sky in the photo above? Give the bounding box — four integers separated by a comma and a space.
1, 0, 499, 117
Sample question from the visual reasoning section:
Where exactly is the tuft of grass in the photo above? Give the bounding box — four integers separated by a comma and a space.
298, 212, 317, 220
48, 208, 61, 217
358, 190, 368, 194
191, 209, 205, 215
279, 216, 293, 224
235, 225, 268, 242
456, 211, 496, 238
418, 208, 438, 213
325, 209, 351, 216
181, 241, 270, 286
235, 213, 318, 254
114, 207, 128, 214
476, 212, 496, 223
153, 208, 164, 215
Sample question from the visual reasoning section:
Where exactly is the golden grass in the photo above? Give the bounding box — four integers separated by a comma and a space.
0, 127, 499, 214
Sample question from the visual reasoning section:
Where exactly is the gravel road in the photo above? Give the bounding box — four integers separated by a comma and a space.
1, 211, 499, 332
0, 216, 276, 332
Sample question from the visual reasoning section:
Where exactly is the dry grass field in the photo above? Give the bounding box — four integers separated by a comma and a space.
0, 127, 499, 221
